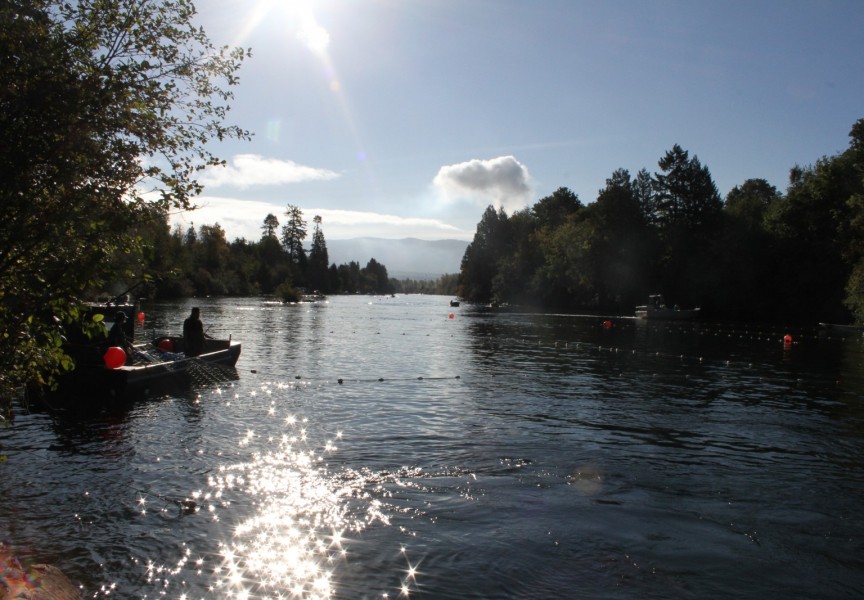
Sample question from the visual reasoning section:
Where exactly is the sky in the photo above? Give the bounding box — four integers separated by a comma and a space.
172, 0, 864, 242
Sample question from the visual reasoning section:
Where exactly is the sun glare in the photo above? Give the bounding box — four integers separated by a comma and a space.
297, 16, 330, 55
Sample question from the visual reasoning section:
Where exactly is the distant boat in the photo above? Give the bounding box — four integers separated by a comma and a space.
450, 299, 460, 307
635, 294, 700, 321
300, 293, 326, 303
818, 322, 863, 334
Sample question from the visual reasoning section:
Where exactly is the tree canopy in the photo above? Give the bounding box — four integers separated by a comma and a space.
0, 0, 249, 403
457, 123, 864, 324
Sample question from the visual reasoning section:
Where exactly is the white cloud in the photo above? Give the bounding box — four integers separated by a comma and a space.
433, 155, 532, 213
199, 154, 340, 188
170, 196, 472, 242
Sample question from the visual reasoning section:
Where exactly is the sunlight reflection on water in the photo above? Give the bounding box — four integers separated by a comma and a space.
210, 418, 348, 598
6, 297, 864, 599
139, 379, 423, 600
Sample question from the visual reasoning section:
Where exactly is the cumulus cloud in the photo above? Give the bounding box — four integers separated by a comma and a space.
432, 155, 532, 213
199, 154, 340, 189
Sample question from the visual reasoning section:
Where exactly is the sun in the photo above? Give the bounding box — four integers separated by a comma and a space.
297, 14, 330, 55
226, 0, 331, 56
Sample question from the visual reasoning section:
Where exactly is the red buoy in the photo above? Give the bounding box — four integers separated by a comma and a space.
104, 346, 126, 369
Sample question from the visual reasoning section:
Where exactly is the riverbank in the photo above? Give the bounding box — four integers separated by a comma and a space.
1, 545, 81, 600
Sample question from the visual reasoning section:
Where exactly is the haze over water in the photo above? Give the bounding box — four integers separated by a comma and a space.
2, 295, 863, 598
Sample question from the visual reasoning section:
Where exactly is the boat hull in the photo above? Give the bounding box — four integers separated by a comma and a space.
635, 306, 701, 321
635, 294, 700, 321
57, 338, 241, 400
106, 340, 241, 391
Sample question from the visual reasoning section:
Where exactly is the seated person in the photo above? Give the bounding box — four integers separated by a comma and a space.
106, 311, 135, 364
182, 307, 207, 357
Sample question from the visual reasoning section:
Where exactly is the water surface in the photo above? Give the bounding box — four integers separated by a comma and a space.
2, 295, 863, 599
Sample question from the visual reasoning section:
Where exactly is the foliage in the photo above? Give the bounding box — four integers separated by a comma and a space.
141, 119, 864, 325
0, 0, 248, 398
275, 282, 301, 303
455, 125, 864, 324
281, 204, 308, 263
307, 215, 330, 293
457, 206, 511, 302
144, 209, 402, 298
261, 213, 280, 239
394, 274, 459, 295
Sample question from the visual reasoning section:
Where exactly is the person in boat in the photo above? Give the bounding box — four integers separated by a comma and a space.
182, 307, 207, 357
107, 310, 135, 364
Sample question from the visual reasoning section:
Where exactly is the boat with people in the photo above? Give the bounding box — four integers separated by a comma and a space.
109, 336, 240, 393
56, 296, 241, 399
635, 294, 701, 321
60, 334, 241, 398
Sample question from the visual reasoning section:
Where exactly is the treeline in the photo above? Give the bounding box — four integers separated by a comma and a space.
457, 119, 864, 324
138, 204, 457, 300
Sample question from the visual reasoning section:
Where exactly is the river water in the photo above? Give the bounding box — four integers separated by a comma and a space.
2, 295, 864, 599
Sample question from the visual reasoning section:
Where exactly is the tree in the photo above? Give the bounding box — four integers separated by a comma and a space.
725, 178, 781, 229
491, 208, 542, 304
532, 187, 582, 227
307, 215, 330, 292
0, 0, 249, 401
652, 145, 722, 231
587, 169, 652, 309
261, 213, 280, 239
457, 206, 511, 302
761, 119, 864, 322
361, 259, 391, 294
338, 261, 362, 294
193, 223, 230, 295
256, 235, 289, 295
281, 204, 307, 263
651, 145, 723, 305
844, 120, 864, 322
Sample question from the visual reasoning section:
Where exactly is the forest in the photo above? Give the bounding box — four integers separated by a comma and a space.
134, 116, 864, 327
134, 205, 458, 300
457, 120, 864, 325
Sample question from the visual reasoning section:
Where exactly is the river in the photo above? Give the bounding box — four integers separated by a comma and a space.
2, 295, 864, 599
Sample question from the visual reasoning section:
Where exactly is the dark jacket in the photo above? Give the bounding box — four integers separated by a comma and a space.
183, 316, 205, 357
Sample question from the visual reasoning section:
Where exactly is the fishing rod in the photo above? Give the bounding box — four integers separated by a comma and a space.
108, 280, 148, 306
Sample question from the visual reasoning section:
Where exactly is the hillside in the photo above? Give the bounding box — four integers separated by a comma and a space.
323, 238, 468, 279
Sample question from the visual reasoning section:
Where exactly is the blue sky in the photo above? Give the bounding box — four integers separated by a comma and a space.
174, 0, 864, 242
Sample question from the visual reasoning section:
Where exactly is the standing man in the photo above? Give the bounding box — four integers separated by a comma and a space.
183, 307, 205, 357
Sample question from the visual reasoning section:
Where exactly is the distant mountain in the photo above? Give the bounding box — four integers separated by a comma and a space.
322, 237, 469, 279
